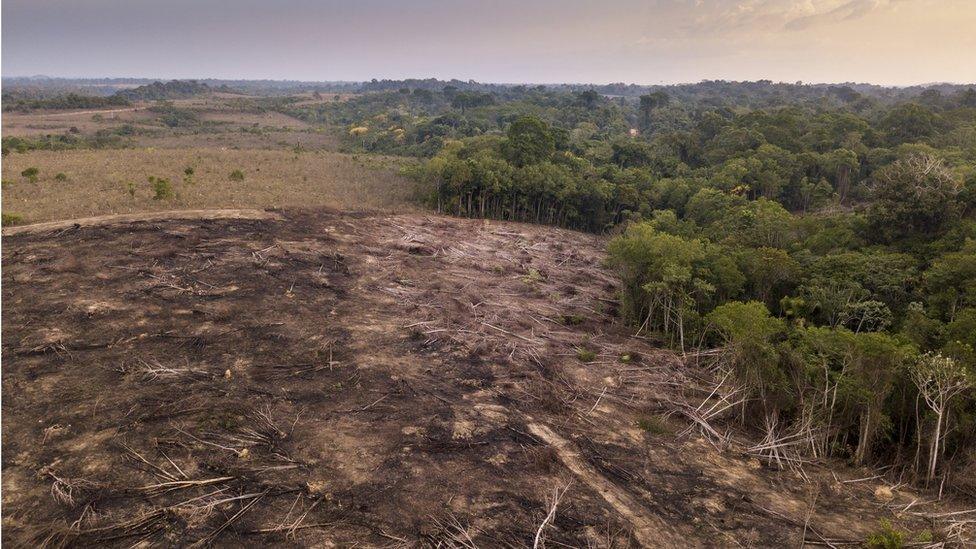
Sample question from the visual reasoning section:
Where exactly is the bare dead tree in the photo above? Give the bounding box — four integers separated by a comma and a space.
533, 483, 571, 549
910, 353, 974, 484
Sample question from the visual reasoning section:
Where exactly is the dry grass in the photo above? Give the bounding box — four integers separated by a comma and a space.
1, 148, 417, 223
1, 107, 152, 137
2, 104, 338, 149
3, 95, 312, 134
129, 129, 341, 150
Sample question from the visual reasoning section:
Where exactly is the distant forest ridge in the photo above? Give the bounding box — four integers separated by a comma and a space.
3, 76, 975, 102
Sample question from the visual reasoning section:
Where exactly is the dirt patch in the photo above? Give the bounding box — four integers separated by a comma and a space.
2, 209, 281, 236
2, 210, 969, 546
525, 421, 679, 547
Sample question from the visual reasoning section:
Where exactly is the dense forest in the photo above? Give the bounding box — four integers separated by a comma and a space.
288, 81, 976, 487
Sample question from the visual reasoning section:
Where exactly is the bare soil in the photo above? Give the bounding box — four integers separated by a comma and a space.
1, 210, 967, 546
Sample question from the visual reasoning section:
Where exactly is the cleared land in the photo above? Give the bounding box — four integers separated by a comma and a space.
2, 98, 312, 138
2, 97, 396, 224
2, 105, 339, 150
2, 210, 965, 546
2, 148, 414, 223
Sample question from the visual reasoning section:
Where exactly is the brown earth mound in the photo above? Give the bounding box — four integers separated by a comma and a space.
2, 210, 967, 546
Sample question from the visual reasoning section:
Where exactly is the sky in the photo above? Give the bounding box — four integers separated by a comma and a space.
2, 0, 975, 85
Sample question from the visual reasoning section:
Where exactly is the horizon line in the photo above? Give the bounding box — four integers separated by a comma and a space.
3, 75, 974, 89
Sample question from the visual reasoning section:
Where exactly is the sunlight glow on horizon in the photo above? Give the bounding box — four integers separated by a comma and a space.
2, 0, 975, 85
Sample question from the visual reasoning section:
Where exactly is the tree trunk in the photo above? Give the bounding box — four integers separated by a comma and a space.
854, 409, 873, 465
677, 309, 685, 354
837, 166, 850, 204
927, 408, 944, 483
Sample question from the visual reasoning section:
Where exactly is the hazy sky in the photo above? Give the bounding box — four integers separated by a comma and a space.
3, 0, 975, 85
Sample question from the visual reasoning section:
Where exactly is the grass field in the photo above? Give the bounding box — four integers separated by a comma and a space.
1, 95, 414, 224
2, 148, 417, 223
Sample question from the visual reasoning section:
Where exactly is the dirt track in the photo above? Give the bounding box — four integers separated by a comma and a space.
0, 209, 948, 546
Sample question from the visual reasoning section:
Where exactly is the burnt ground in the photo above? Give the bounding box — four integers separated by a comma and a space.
2, 209, 971, 547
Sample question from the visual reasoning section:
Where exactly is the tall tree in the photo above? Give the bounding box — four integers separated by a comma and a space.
503, 115, 555, 167
867, 154, 962, 243
638, 91, 670, 134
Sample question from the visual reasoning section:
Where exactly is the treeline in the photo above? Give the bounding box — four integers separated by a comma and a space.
3, 80, 238, 112
405, 116, 624, 231
282, 86, 629, 157
343, 77, 976, 103
1, 77, 362, 97
1, 92, 130, 112
610, 216, 975, 485
406, 96, 976, 233
1, 80, 232, 112
115, 80, 230, 101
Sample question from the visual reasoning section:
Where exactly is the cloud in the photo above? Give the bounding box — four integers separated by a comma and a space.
675, 0, 908, 35
784, 0, 902, 30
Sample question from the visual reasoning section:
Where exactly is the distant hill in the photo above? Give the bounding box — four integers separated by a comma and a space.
114, 80, 237, 101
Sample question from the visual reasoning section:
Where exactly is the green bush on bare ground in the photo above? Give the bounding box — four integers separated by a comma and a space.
229, 169, 245, 182
576, 347, 596, 362
864, 519, 929, 549
2, 213, 24, 226
21, 167, 38, 183
54, 172, 68, 182
148, 176, 174, 200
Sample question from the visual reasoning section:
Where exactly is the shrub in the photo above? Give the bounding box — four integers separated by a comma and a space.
228, 169, 245, 182
54, 172, 68, 182
522, 268, 544, 283
21, 167, 39, 183
148, 105, 199, 128
149, 176, 174, 200
576, 347, 596, 362
126, 182, 136, 197
2, 213, 24, 226
865, 519, 905, 549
